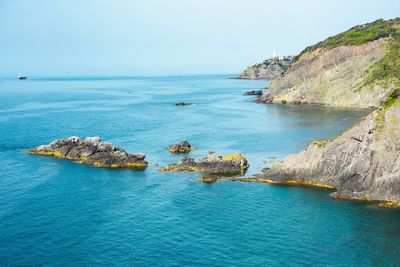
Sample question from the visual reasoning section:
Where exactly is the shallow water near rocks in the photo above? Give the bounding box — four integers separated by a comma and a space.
0, 75, 399, 266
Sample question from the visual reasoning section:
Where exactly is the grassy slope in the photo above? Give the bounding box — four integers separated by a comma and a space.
360, 30, 400, 88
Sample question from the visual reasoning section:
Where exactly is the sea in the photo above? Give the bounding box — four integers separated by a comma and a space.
0, 75, 399, 266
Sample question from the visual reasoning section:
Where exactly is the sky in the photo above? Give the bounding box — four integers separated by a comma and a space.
0, 0, 399, 76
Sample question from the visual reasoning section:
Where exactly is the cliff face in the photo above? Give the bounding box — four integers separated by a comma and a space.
237, 57, 292, 80
257, 93, 400, 203
259, 38, 390, 107
254, 18, 400, 205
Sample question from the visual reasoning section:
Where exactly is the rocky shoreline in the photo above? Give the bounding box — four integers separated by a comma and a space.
27, 136, 148, 169
248, 18, 400, 207
197, 176, 399, 208
253, 98, 400, 207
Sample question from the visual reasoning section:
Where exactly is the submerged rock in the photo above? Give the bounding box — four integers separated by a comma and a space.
160, 152, 249, 175
243, 90, 263, 96
27, 136, 148, 169
168, 140, 195, 153
175, 102, 193, 106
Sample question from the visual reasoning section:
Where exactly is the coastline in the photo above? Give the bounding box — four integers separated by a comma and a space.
235, 18, 400, 207
198, 176, 400, 208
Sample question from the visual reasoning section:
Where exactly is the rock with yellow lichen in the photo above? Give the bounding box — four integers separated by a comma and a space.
27, 136, 148, 169
168, 140, 195, 153
161, 152, 249, 175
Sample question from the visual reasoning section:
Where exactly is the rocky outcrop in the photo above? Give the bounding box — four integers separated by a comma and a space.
160, 152, 249, 176
175, 102, 193, 106
27, 136, 148, 169
259, 38, 391, 107
243, 90, 263, 96
255, 93, 400, 206
168, 141, 195, 153
237, 56, 293, 80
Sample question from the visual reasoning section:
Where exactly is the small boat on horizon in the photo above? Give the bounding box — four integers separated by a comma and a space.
17, 73, 27, 80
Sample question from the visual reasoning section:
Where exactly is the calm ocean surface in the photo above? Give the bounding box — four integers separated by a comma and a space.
0, 75, 399, 266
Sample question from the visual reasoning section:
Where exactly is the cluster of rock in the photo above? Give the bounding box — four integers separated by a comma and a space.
237, 56, 293, 80
160, 152, 249, 176
27, 136, 148, 169
28, 138, 248, 176
168, 140, 195, 153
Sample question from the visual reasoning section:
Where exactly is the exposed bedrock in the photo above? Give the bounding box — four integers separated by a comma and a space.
259, 38, 391, 107
255, 100, 400, 206
27, 136, 148, 169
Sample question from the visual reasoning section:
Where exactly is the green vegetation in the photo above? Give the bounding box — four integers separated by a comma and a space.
243, 63, 267, 73
383, 89, 400, 109
294, 18, 400, 62
373, 89, 399, 128
312, 140, 329, 147
359, 31, 400, 89
277, 62, 289, 71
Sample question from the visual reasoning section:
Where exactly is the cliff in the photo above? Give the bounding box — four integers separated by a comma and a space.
256, 91, 400, 205
237, 56, 293, 80
254, 18, 400, 206
259, 18, 400, 108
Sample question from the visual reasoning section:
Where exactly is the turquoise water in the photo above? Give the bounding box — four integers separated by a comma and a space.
0, 75, 399, 266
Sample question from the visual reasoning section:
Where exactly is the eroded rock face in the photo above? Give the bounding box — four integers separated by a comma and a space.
168, 141, 195, 153
27, 136, 148, 169
255, 100, 400, 203
161, 152, 249, 176
259, 38, 391, 107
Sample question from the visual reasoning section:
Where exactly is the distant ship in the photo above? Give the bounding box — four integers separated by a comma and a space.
17, 73, 27, 80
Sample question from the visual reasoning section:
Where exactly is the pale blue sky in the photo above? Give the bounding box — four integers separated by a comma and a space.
0, 0, 399, 76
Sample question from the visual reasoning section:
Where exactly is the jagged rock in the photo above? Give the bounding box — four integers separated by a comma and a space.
168, 140, 195, 153
243, 90, 263, 96
27, 136, 148, 169
175, 102, 193, 106
160, 152, 249, 176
